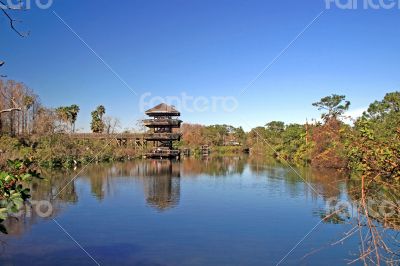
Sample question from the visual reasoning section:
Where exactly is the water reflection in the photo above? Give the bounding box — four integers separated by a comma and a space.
3, 156, 352, 235
143, 160, 180, 211
2, 169, 78, 237
1, 156, 400, 265
65, 160, 182, 211
182, 156, 246, 176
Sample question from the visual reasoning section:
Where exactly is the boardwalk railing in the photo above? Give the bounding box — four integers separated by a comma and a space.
143, 119, 182, 127
69, 133, 146, 140
145, 133, 181, 141
68, 133, 182, 141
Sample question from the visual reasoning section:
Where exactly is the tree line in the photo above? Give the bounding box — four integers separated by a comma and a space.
180, 92, 400, 179
0, 80, 121, 136
1, 78, 399, 179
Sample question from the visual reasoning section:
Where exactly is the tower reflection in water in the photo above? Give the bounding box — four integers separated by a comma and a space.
142, 159, 181, 211
86, 159, 182, 211
1, 160, 182, 236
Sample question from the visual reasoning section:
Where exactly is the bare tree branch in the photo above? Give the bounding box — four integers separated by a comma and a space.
0, 107, 21, 114
0, 0, 28, 37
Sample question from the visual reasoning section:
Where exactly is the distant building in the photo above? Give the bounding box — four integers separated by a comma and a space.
143, 103, 182, 159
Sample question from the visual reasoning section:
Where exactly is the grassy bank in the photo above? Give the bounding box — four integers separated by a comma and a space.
0, 135, 143, 169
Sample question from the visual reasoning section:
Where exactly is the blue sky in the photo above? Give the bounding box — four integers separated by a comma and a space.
1, 0, 399, 131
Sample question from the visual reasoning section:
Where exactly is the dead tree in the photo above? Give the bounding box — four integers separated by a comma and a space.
0, 91, 22, 135
0, 0, 29, 37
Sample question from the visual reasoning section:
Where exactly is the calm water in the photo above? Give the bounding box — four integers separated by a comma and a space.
0, 156, 389, 265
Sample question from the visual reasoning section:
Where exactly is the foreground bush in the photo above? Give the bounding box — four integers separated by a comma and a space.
0, 159, 41, 234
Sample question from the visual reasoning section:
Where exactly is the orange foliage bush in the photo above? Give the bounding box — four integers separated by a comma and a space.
310, 119, 348, 169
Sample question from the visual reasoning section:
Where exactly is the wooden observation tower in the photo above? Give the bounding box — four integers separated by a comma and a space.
144, 103, 182, 159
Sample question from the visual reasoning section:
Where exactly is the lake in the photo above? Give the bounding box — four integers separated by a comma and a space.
0, 156, 396, 265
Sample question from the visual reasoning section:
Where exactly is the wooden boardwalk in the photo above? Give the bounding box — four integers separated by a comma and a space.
68, 133, 181, 149
69, 133, 148, 147
70, 133, 146, 140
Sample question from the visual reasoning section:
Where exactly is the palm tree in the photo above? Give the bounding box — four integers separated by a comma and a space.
91, 105, 106, 133
96, 105, 105, 120
69, 104, 80, 133
55, 107, 69, 132
23, 96, 34, 134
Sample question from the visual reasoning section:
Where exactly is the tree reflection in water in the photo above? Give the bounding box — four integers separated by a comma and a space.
2, 168, 78, 237
1, 156, 399, 264
143, 160, 180, 211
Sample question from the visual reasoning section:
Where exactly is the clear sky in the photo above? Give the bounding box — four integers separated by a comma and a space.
1, 0, 399, 131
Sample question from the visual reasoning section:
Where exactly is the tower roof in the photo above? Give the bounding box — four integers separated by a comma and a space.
145, 103, 180, 116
